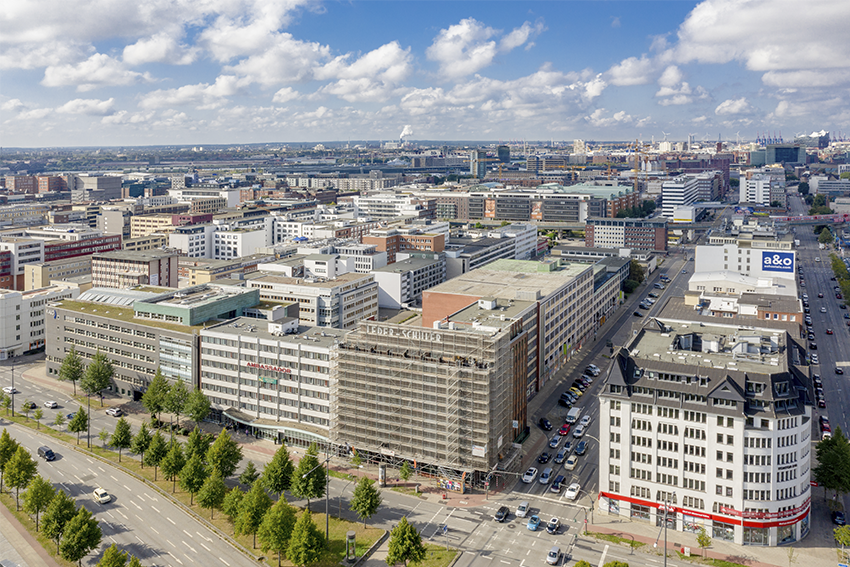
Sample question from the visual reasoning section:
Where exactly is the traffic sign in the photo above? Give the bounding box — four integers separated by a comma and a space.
442, 525, 448, 534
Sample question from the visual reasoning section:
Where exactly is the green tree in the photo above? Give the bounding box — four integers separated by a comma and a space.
258, 498, 297, 567
185, 387, 211, 428
819, 228, 833, 245
399, 461, 412, 483
98, 429, 110, 448
696, 526, 711, 557
574, 562, 593, 567
22, 474, 55, 531
222, 487, 245, 524
42, 490, 77, 554
0, 392, 10, 415
130, 422, 152, 467
835, 525, 850, 560
6, 445, 38, 510
813, 426, 850, 500
290, 443, 326, 512
144, 430, 168, 481
206, 428, 242, 479
165, 377, 189, 430
629, 259, 645, 283
68, 409, 88, 445
262, 444, 295, 498
161, 440, 185, 493
96, 544, 128, 567
32, 407, 44, 429
386, 516, 425, 567
127, 556, 142, 567
603, 562, 630, 567
110, 417, 132, 462
0, 428, 20, 493
623, 279, 639, 293
59, 506, 102, 566
287, 510, 324, 567
235, 482, 273, 548
58, 345, 84, 395
81, 350, 113, 407
239, 461, 260, 488
21, 399, 32, 420
52, 412, 66, 429
798, 181, 809, 195
185, 426, 212, 463
350, 477, 382, 527
179, 453, 206, 505
141, 369, 170, 421
196, 471, 227, 519
350, 452, 362, 468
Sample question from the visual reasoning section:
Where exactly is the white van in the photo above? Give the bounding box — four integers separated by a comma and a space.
516, 501, 530, 518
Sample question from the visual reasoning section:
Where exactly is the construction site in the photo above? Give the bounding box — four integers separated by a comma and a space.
330, 299, 533, 492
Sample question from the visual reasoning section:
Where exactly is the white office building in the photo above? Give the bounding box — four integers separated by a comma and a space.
0, 284, 79, 359
598, 318, 812, 546
661, 175, 701, 219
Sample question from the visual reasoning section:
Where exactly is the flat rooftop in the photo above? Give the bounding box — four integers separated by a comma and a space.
141, 284, 251, 309
205, 317, 347, 348
250, 272, 373, 288
94, 250, 176, 261
373, 256, 441, 273
630, 318, 789, 375
55, 300, 204, 333
427, 258, 590, 299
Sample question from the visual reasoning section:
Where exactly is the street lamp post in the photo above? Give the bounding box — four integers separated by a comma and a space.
653, 491, 676, 567
10, 362, 15, 417
302, 444, 331, 542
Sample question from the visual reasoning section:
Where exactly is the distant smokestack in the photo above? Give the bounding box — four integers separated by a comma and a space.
399, 125, 413, 140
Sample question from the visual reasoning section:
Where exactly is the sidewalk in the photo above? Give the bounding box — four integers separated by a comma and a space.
0, 496, 61, 567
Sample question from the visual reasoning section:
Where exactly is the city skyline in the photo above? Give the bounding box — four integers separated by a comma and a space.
2, 0, 850, 148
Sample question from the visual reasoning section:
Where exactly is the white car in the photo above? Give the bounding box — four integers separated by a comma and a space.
580, 415, 593, 427
572, 424, 585, 438
516, 501, 530, 518
93, 487, 112, 504
585, 365, 601, 377
43, 401, 58, 409
521, 467, 538, 484
2, 386, 18, 395
820, 307, 827, 313
564, 455, 579, 471
564, 483, 581, 501
548, 435, 562, 449
105, 407, 123, 417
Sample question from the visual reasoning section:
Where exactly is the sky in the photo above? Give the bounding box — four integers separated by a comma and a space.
2, 0, 850, 148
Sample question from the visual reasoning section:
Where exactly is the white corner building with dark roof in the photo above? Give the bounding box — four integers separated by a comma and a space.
597, 317, 812, 546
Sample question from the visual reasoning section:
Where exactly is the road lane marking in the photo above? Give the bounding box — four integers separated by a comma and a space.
118, 510, 127, 519
599, 544, 609, 566
221, 560, 230, 566
166, 539, 174, 548
197, 532, 211, 542
132, 501, 142, 510
124, 484, 131, 491
201, 543, 210, 552
183, 529, 192, 538
183, 542, 197, 554
98, 466, 105, 472
144, 492, 155, 500
151, 527, 159, 534
136, 536, 144, 543
173, 556, 183, 565
167, 517, 176, 525
86, 458, 94, 464
110, 475, 119, 482
151, 506, 160, 514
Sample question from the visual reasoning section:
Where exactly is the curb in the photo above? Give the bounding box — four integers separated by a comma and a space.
351, 529, 389, 567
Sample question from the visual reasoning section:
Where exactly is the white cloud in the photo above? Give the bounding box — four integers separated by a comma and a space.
315, 41, 412, 102
139, 75, 250, 109
605, 55, 655, 86
224, 34, 331, 86
16, 108, 53, 120
101, 110, 155, 125
762, 69, 850, 88
583, 75, 607, 101
123, 33, 199, 66
56, 98, 115, 115
426, 18, 544, 79
272, 87, 300, 104
715, 97, 755, 115
671, 0, 850, 87
611, 17, 621, 28
42, 54, 153, 91
585, 108, 635, 128
1, 99, 25, 113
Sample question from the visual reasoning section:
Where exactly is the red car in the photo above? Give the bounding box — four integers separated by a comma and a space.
558, 424, 571, 436
820, 416, 831, 432
838, 294, 843, 300
827, 329, 834, 335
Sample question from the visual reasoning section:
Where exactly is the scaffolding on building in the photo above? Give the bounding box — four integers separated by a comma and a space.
330, 322, 517, 487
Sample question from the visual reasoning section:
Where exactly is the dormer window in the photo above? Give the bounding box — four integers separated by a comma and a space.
774, 382, 789, 395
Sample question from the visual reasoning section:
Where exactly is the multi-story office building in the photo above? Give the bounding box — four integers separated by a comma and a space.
598, 317, 812, 546
0, 239, 44, 290
24, 257, 93, 290
585, 217, 668, 252
349, 194, 436, 221
740, 174, 779, 207
0, 284, 79, 359
246, 272, 378, 329
695, 237, 796, 285
482, 224, 539, 260
123, 234, 168, 252
363, 228, 446, 264
91, 250, 178, 288
332, 297, 537, 488
168, 187, 241, 209
423, 258, 598, 396
661, 175, 702, 219
470, 149, 487, 179
371, 254, 446, 309
765, 144, 805, 165
199, 317, 347, 446
68, 174, 122, 202
130, 214, 178, 238
185, 254, 275, 286
45, 284, 259, 398
0, 204, 50, 226
4, 175, 37, 193
444, 236, 517, 279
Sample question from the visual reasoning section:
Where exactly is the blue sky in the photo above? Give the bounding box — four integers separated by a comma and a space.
2, 0, 849, 147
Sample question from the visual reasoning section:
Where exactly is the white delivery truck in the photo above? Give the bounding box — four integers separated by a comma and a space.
565, 407, 582, 424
